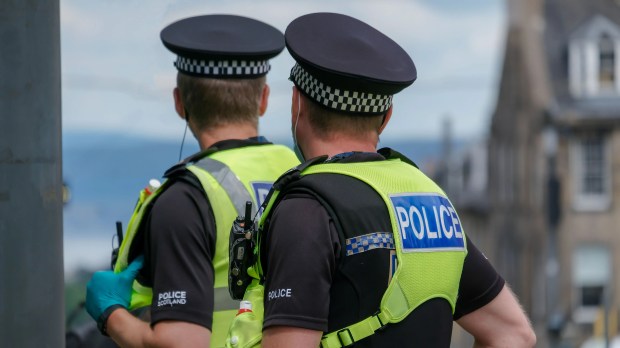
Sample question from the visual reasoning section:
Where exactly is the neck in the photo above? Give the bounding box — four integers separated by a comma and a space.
195, 122, 259, 150
302, 133, 378, 159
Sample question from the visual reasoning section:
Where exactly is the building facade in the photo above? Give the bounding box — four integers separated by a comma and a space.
486, 0, 620, 345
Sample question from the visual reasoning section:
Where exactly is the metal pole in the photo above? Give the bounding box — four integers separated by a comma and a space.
543, 124, 562, 347
545, 159, 561, 347
603, 282, 612, 348
0, 1, 64, 347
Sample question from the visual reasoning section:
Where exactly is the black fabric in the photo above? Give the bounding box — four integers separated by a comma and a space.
262, 194, 337, 331
168, 137, 273, 175
160, 15, 284, 61
453, 241, 505, 320
129, 138, 278, 330
128, 169, 204, 267
66, 321, 119, 348
271, 155, 328, 191
262, 191, 504, 346
97, 305, 123, 336
377, 147, 418, 168
260, 155, 505, 347
285, 13, 416, 94
142, 179, 216, 329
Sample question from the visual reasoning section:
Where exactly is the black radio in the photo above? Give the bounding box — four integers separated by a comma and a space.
228, 201, 257, 300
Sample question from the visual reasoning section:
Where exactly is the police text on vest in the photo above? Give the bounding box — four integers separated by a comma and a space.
390, 194, 465, 251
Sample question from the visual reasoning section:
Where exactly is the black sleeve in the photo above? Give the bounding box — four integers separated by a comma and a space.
144, 180, 216, 329
453, 238, 505, 320
262, 193, 340, 332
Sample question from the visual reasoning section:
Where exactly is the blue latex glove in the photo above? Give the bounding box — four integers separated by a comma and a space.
86, 256, 144, 324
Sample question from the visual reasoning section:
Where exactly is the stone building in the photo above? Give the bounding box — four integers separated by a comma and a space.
485, 0, 620, 345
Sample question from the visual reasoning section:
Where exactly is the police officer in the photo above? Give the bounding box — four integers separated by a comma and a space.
250, 13, 536, 347
85, 15, 299, 348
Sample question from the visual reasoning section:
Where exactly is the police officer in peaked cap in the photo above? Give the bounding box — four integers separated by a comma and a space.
232, 12, 537, 348
85, 14, 299, 348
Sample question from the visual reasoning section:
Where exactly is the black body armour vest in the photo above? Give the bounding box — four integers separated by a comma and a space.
260, 166, 454, 347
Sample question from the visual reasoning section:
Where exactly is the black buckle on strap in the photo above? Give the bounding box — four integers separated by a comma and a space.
337, 327, 354, 346
374, 311, 388, 332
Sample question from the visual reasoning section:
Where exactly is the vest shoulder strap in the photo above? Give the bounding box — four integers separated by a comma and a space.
190, 156, 254, 218
260, 155, 327, 213
163, 164, 204, 193
321, 311, 391, 348
377, 147, 418, 168
272, 155, 328, 190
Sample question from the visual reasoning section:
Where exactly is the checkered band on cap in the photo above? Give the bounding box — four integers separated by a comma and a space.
290, 63, 393, 114
175, 56, 271, 77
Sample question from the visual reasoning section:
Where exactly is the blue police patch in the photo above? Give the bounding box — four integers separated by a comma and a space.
390, 194, 464, 252
251, 181, 273, 215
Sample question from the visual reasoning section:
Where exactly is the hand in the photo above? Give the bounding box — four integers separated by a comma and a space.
86, 256, 144, 323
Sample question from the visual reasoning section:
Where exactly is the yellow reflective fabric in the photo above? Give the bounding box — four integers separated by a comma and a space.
115, 187, 158, 274
187, 144, 299, 290
304, 160, 467, 315
302, 159, 467, 347
129, 280, 153, 310
237, 157, 467, 348
225, 279, 265, 348
212, 310, 238, 348
114, 186, 160, 310
115, 143, 298, 348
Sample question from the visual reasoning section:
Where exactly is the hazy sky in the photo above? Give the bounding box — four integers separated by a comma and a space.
60, 0, 507, 143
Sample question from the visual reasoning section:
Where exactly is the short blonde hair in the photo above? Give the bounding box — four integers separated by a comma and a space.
177, 73, 266, 131
303, 94, 384, 140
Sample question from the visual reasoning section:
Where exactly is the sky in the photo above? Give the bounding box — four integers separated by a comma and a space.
60, 0, 507, 144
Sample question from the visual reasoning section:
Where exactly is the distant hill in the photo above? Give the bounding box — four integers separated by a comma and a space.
63, 132, 199, 239
63, 131, 464, 236
62, 131, 466, 274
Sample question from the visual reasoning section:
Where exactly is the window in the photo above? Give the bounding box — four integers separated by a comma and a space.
572, 245, 611, 323
599, 33, 615, 90
568, 15, 620, 97
582, 137, 605, 194
581, 285, 605, 306
570, 134, 611, 211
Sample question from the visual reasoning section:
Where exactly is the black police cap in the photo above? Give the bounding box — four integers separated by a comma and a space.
161, 14, 284, 78
285, 13, 417, 115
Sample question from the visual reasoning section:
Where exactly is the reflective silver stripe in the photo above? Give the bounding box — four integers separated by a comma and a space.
214, 287, 240, 311
193, 157, 256, 217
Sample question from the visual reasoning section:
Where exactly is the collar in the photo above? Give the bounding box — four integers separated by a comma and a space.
184, 136, 271, 164
325, 151, 386, 163
321, 148, 418, 168
209, 136, 270, 151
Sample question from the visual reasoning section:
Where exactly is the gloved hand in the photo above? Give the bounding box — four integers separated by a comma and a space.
86, 256, 144, 333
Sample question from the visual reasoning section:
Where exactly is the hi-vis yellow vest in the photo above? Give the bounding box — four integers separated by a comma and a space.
227, 154, 467, 348
114, 143, 299, 348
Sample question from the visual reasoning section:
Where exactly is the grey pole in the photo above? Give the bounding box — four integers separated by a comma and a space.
0, 1, 64, 347
543, 122, 562, 346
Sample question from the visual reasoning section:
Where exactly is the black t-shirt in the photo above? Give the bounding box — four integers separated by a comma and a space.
131, 137, 276, 329
141, 179, 216, 329
262, 154, 504, 346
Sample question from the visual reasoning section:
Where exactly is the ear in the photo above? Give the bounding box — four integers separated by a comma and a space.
173, 87, 185, 120
258, 84, 270, 117
378, 106, 393, 135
